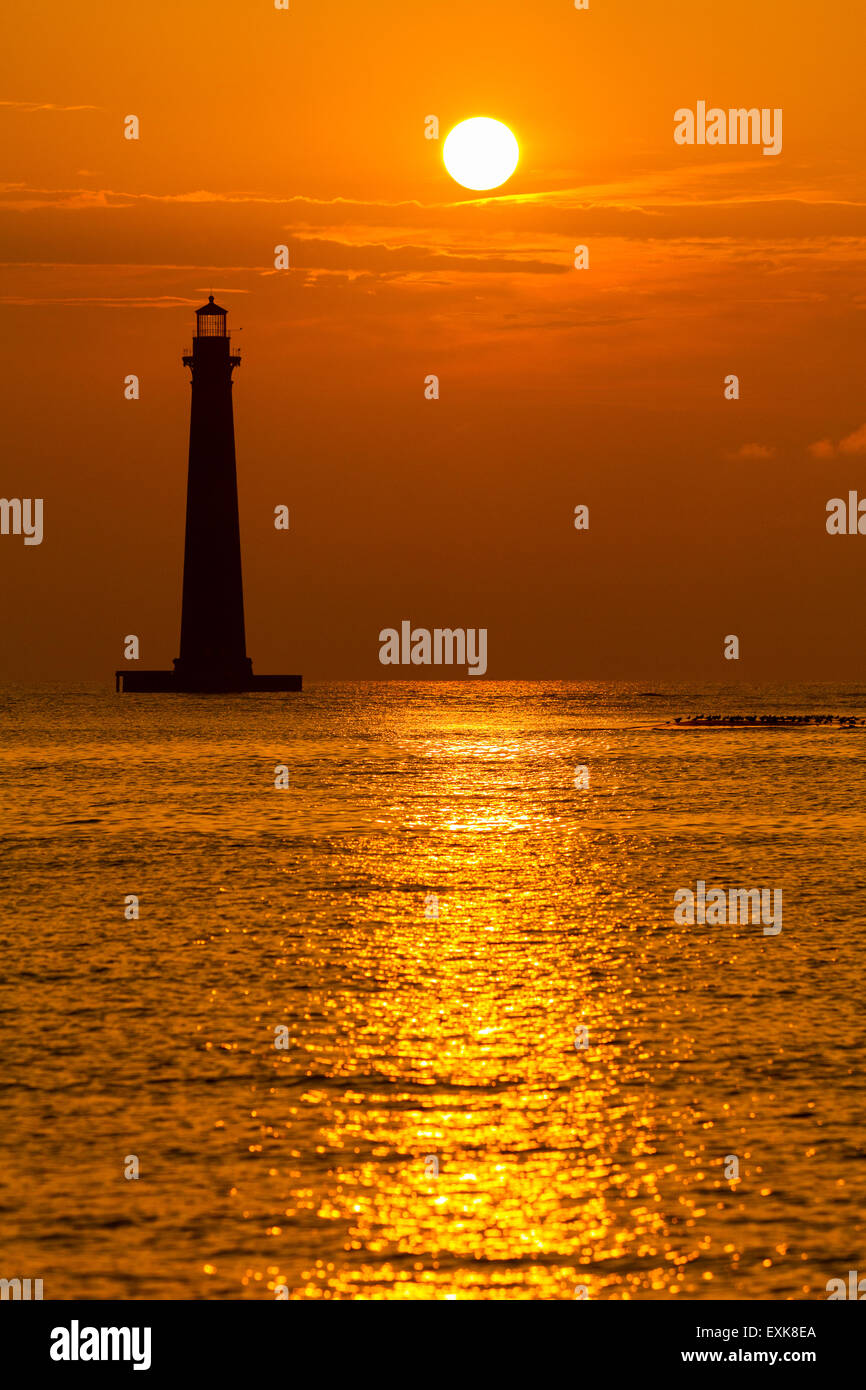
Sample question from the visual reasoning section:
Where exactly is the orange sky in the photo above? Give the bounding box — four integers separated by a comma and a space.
2, 0, 865, 681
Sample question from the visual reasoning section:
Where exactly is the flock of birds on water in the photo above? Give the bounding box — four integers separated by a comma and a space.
671, 714, 863, 727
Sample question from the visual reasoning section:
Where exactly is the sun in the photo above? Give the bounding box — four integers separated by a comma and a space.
442, 117, 519, 192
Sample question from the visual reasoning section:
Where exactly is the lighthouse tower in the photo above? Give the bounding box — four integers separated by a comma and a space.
174, 296, 251, 689
116, 298, 301, 693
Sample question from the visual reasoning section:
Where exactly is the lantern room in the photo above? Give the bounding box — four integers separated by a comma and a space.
195, 295, 228, 337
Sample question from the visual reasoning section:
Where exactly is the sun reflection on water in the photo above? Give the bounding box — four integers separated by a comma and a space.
3, 682, 863, 1298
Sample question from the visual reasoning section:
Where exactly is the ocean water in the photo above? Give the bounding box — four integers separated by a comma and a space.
1, 680, 864, 1301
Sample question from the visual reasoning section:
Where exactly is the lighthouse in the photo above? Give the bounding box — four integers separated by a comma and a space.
116, 298, 301, 693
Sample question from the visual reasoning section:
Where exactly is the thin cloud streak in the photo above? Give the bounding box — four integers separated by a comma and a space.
0, 100, 101, 112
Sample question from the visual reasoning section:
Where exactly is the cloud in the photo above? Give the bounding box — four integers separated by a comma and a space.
286, 235, 566, 276
0, 100, 100, 112
727, 443, 776, 459
3, 181, 866, 244
840, 423, 866, 454
0, 294, 215, 308
808, 439, 836, 459
808, 424, 866, 458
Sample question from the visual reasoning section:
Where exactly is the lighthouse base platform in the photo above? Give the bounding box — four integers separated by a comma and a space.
115, 670, 302, 693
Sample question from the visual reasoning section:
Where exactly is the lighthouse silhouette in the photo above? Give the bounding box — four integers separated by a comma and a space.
116, 297, 301, 692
